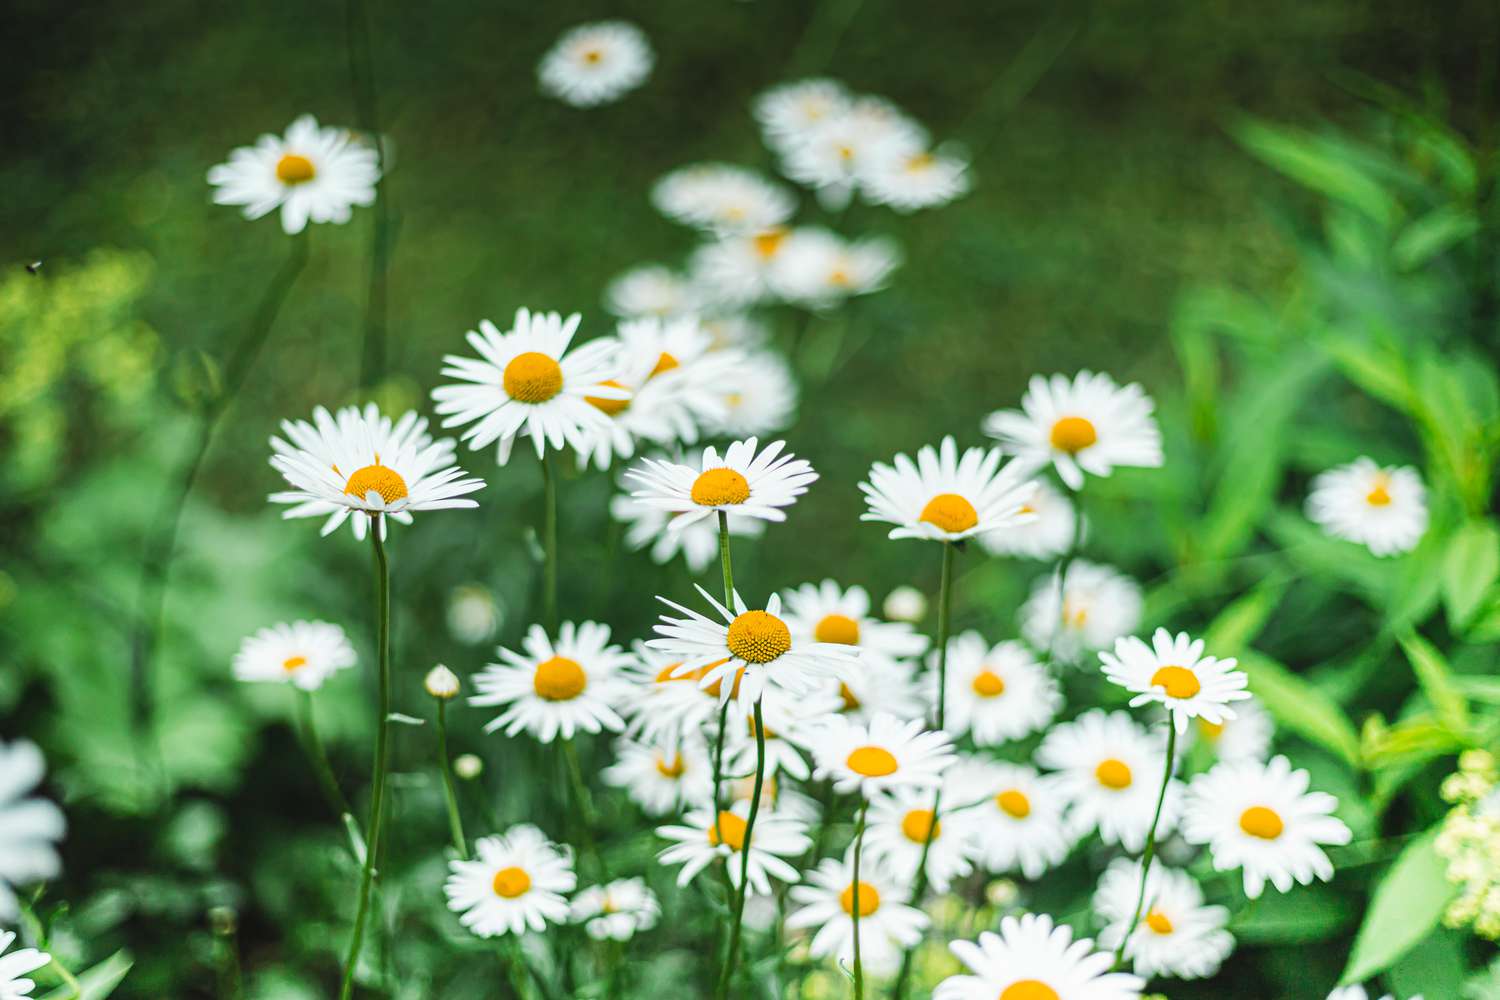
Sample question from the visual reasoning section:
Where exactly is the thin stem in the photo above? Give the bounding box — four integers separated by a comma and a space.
562, 737, 606, 879
715, 697, 767, 1000
709, 510, 735, 850
540, 451, 558, 632
1113, 723, 1179, 969
850, 797, 870, 1000
50, 958, 83, 1000
296, 688, 355, 827
339, 522, 392, 1000
435, 699, 467, 859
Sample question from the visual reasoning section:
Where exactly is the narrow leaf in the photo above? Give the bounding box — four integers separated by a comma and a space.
40, 951, 133, 1000
1397, 631, 1469, 733
1443, 520, 1500, 631
1237, 652, 1361, 767
1341, 828, 1457, 984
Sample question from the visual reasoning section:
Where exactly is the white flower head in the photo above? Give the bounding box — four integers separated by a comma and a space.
1187, 697, 1274, 763
777, 100, 925, 210
0, 742, 66, 924
860, 436, 1037, 544
941, 633, 1062, 745
723, 685, 842, 782
538, 21, 653, 107
1327, 987, 1421, 1000
611, 466, 765, 575
703, 350, 799, 438
859, 144, 972, 213
604, 264, 700, 319
977, 478, 1079, 561
232, 620, 357, 691
1093, 858, 1235, 980
949, 759, 1073, 881
444, 825, 576, 937
826, 657, 927, 726
1306, 457, 1428, 556
882, 585, 927, 623
0, 930, 50, 1000
807, 712, 955, 798
446, 583, 499, 645
1019, 560, 1142, 663
601, 734, 709, 817
863, 788, 978, 894
618, 642, 734, 746
768, 229, 902, 308
651, 163, 795, 235
935, 913, 1145, 1000
780, 579, 929, 673
628, 437, 817, 533
785, 850, 930, 975
1100, 628, 1250, 734
469, 622, 630, 742
656, 801, 810, 896
569, 878, 660, 941
753, 78, 853, 153
207, 114, 379, 234
690, 226, 799, 308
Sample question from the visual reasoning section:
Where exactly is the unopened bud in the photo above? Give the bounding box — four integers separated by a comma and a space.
425, 664, 460, 699
883, 585, 927, 623
453, 754, 483, 780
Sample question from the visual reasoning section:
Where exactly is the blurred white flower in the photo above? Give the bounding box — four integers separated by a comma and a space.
780, 579, 928, 671
604, 264, 700, 319
1093, 858, 1234, 980
807, 712, 954, 798
601, 734, 709, 817
208, 114, 379, 234
860, 145, 971, 212
768, 229, 902, 308
882, 586, 927, 624
425, 664, 461, 700
977, 477, 1078, 560
1019, 559, 1142, 663
538, 21, 653, 107
453, 754, 484, 780
651, 163, 795, 234
0, 742, 65, 924
703, 350, 799, 438
940, 633, 1061, 745
949, 758, 1072, 881
232, 620, 357, 691
753, 78, 852, 154
1305, 456, 1427, 556
570, 877, 660, 940
0, 930, 49, 1000
863, 788, 977, 894
935, 913, 1144, 1000
446, 583, 500, 645
777, 99, 925, 210
656, 802, 809, 896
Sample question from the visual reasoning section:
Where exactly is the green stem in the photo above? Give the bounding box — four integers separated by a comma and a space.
339, 522, 392, 1000
715, 697, 767, 1000
1113, 723, 1178, 969
435, 699, 467, 859
295, 689, 359, 852
540, 450, 558, 632
709, 510, 735, 851
850, 797, 870, 1000
562, 737, 606, 879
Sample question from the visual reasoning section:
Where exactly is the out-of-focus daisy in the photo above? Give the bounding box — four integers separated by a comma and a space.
786, 850, 930, 975
753, 78, 852, 153
537, 21, 653, 107
700, 313, 772, 352
1093, 858, 1234, 980
860, 145, 971, 213
778, 101, 925, 210
569, 878, 660, 941
446, 583, 500, 645
651, 163, 795, 234
807, 713, 954, 797
0, 742, 65, 924
269, 403, 484, 540
1037, 709, 1182, 853
601, 734, 708, 817
1182, 755, 1351, 899
611, 480, 765, 575
860, 436, 1036, 544
619, 643, 736, 745
950, 759, 1072, 880
705, 350, 799, 438
656, 801, 810, 896
977, 478, 1079, 561
984, 371, 1164, 491
208, 114, 379, 235
1188, 697, 1274, 763
1019, 560, 1143, 663
768, 229, 902, 308
720, 770, 822, 824
604, 264, 700, 319
863, 789, 977, 893
690, 226, 797, 307
232, 620, 357, 691
1101, 628, 1250, 734
935, 913, 1145, 1000
0, 930, 49, 1000
723, 686, 840, 781
628, 438, 817, 533
433, 308, 625, 465
444, 825, 576, 937
829, 658, 927, 725
781, 580, 928, 672
942, 633, 1061, 745
1306, 457, 1428, 557
470, 622, 629, 742
883, 586, 927, 623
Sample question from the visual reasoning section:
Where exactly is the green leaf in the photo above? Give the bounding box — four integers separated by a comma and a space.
1397, 631, 1469, 734
1238, 651, 1361, 767
1203, 575, 1288, 655
1230, 881, 1355, 944
40, 951, 133, 1000
1341, 827, 1458, 985
1443, 520, 1500, 631
1316, 328, 1415, 413
1230, 118, 1397, 228
1392, 204, 1479, 269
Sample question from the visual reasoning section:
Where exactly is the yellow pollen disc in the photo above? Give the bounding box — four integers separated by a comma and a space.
726, 611, 792, 664
1050, 415, 1098, 454
275, 153, 316, 185
972, 669, 1006, 698
1366, 479, 1392, 506
839, 881, 881, 917
1197, 717, 1225, 740
996, 789, 1031, 819
1095, 758, 1133, 789
282, 655, 307, 672
919, 493, 979, 534
828, 267, 852, 286
752, 228, 788, 258
1062, 600, 1089, 628
650, 352, 680, 377
582, 48, 603, 64
1145, 909, 1174, 935
707, 811, 748, 850
1239, 805, 1284, 840
654, 662, 684, 683
533, 656, 587, 701
907, 152, 936, 171
846, 745, 899, 778
492, 866, 531, 898
655, 753, 685, 778
839, 683, 861, 712
344, 464, 409, 504
1151, 665, 1201, 699
690, 467, 751, 506
1000, 981, 1060, 1000
815, 614, 861, 645
585, 379, 629, 416
901, 809, 940, 843
503, 351, 564, 403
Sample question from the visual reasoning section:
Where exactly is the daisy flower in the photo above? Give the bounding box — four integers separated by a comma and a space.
785, 850, 930, 975
723, 686, 840, 782
469, 622, 630, 742
807, 712, 955, 798
537, 21, 653, 107
753, 78, 852, 154
432, 307, 625, 464
1036, 709, 1182, 853
0, 742, 65, 924
569, 878, 660, 941
722, 771, 822, 823
231, 620, 357, 691
977, 478, 1079, 561
941, 633, 1062, 745
604, 264, 700, 319
768, 229, 902, 308
618, 642, 738, 744
1101, 628, 1250, 734
949, 758, 1072, 880
651, 163, 795, 234
829, 658, 928, 725
689, 226, 798, 307
778, 103, 924, 210
444, 825, 576, 937
628, 437, 817, 533
0, 931, 48, 1000
883, 586, 927, 623
1019, 560, 1143, 663
935, 913, 1145, 1000
859, 435, 1037, 544
859, 145, 971, 213
1182, 755, 1352, 899
601, 734, 708, 817
447, 583, 499, 645
1188, 697, 1274, 763
1093, 858, 1234, 980
780, 579, 929, 672
704, 350, 799, 438
1306, 457, 1428, 557
656, 801, 810, 896
268, 403, 485, 540
863, 788, 978, 894
984, 370, 1164, 490
649, 586, 856, 707
700, 313, 772, 352
208, 114, 379, 235
610, 481, 765, 574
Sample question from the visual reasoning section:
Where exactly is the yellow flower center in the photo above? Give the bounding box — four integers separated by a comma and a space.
919, 493, 979, 534
690, 467, 751, 506
282, 655, 307, 672
726, 611, 791, 664
1239, 805, 1284, 840
839, 881, 881, 917
753, 228, 788, 258
344, 464, 409, 504
582, 48, 603, 64
503, 351, 564, 403
1198, 717, 1225, 740
1366, 478, 1392, 506
585, 379, 630, 416
996, 789, 1031, 819
1095, 758, 1133, 789
839, 683, 861, 711
828, 266, 852, 286
1150, 665, 1201, 699
1049, 416, 1098, 454
655, 752, 685, 778
1145, 909, 1174, 935
1062, 599, 1089, 628
907, 152, 936, 171
654, 662, 684, 683
815, 614, 861, 645
972, 669, 1006, 698
846, 745, 898, 778
900, 809, 940, 843
650, 352, 680, 377
492, 866, 531, 898
533, 656, 587, 701
707, 811, 748, 851
275, 153, 317, 185
1000, 981, 1060, 1000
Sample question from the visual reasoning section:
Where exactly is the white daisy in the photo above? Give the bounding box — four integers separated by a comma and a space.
0, 931, 48, 1000
689, 226, 798, 307
768, 229, 902, 308
722, 685, 839, 782
828, 658, 927, 726
231, 620, 357, 691
1101, 628, 1250, 734
610, 479, 766, 575
935, 913, 1145, 1000
721, 770, 822, 823
807, 712, 955, 798
618, 643, 737, 746
569, 878, 660, 941
1019, 560, 1143, 663
977, 478, 1079, 561
699, 312, 772, 352
753, 78, 853, 154
207, 114, 379, 235
601, 734, 709, 818
650, 163, 796, 234
863, 788, 978, 894
778, 103, 924, 210
1187, 697, 1274, 763
628, 437, 817, 533
859, 435, 1037, 544
984, 371, 1164, 490
1182, 754, 1352, 899
469, 621, 630, 742
780, 579, 929, 672
268, 403, 485, 540
1093, 858, 1234, 980
1306, 457, 1428, 557
860, 145, 971, 213
948, 758, 1072, 880
703, 350, 799, 438
785, 850, 930, 975
537, 21, 653, 107
604, 264, 700, 319
941, 633, 1061, 745
432, 307, 625, 465
656, 801, 810, 896
1036, 709, 1182, 853
444, 825, 576, 937
0, 742, 65, 924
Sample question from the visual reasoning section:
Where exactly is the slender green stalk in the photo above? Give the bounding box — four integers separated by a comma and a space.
296, 688, 356, 832
709, 510, 736, 848
850, 797, 870, 1000
339, 523, 393, 1000
51, 958, 83, 1000
562, 737, 606, 879
1113, 723, 1179, 969
540, 451, 558, 632
435, 699, 467, 859
20, 892, 82, 999
716, 697, 767, 1000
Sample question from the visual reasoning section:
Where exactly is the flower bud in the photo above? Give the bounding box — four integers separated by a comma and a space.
424, 664, 460, 699
453, 754, 483, 780
883, 585, 927, 623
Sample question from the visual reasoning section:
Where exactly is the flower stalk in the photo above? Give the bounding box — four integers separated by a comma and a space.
1113, 722, 1178, 968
